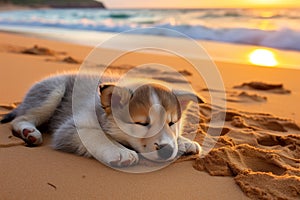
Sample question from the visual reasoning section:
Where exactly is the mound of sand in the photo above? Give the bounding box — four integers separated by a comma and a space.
180, 102, 300, 200
227, 91, 267, 103
234, 82, 291, 94
21, 45, 57, 56
201, 88, 267, 103
11, 45, 81, 64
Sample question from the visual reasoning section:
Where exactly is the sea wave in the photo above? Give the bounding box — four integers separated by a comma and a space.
1, 9, 300, 51
1, 19, 299, 51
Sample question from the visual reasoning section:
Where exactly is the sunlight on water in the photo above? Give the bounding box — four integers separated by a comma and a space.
259, 10, 277, 18
248, 49, 278, 67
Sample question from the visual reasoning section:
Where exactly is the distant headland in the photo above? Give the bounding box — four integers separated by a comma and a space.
0, 0, 106, 9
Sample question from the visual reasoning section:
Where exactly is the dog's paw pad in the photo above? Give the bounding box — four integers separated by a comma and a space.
22, 128, 32, 137
21, 128, 43, 146
28, 136, 37, 143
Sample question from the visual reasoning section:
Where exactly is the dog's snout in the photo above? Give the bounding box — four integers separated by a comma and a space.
155, 143, 174, 160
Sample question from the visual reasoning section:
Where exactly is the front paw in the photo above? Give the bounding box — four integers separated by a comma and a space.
178, 137, 201, 156
100, 147, 139, 167
13, 128, 43, 146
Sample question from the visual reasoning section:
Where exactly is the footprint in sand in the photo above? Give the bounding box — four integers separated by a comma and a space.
233, 81, 291, 94
188, 103, 300, 200
201, 88, 267, 103
16, 45, 81, 64
226, 91, 267, 103
21, 45, 59, 56
46, 56, 81, 64
0, 102, 20, 114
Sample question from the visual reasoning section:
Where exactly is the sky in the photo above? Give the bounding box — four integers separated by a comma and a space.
101, 0, 300, 9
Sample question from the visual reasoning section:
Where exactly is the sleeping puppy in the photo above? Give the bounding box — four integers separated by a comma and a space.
1, 72, 203, 167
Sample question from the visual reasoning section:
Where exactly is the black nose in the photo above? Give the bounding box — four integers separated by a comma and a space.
155, 143, 174, 160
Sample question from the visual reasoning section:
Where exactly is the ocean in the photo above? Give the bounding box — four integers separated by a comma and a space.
0, 8, 300, 52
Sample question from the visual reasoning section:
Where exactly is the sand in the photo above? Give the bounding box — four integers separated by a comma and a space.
0, 32, 299, 199
191, 104, 300, 199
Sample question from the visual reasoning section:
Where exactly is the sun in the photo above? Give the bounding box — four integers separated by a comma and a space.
248, 49, 278, 67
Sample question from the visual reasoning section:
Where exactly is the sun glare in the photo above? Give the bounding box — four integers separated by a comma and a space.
249, 0, 282, 6
249, 49, 278, 67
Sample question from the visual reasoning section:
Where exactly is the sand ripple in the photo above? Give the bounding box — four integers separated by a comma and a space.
181, 102, 300, 200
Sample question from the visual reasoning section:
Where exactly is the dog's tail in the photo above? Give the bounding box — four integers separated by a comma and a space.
0, 110, 17, 124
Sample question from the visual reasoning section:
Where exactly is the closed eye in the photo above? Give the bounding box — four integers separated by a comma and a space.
168, 122, 175, 126
135, 122, 150, 126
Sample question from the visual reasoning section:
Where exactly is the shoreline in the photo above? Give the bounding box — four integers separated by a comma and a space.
0, 25, 299, 70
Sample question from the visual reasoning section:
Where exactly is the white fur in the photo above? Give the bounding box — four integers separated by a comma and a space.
4, 73, 202, 167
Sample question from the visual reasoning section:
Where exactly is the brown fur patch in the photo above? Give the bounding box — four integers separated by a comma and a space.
129, 84, 181, 123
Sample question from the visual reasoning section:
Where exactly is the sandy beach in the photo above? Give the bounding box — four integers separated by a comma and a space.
0, 31, 299, 199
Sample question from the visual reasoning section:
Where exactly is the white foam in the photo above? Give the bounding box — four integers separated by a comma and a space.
1, 9, 300, 51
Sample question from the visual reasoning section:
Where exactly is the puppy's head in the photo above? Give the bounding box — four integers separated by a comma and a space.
99, 82, 203, 162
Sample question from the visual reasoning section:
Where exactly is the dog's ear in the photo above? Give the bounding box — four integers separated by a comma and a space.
99, 84, 132, 114
173, 89, 205, 109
